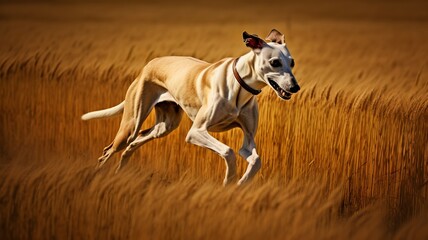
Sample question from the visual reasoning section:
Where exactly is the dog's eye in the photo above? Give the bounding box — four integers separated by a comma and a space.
290, 59, 295, 68
270, 59, 282, 68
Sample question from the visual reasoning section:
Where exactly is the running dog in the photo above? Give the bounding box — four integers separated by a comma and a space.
81, 29, 300, 185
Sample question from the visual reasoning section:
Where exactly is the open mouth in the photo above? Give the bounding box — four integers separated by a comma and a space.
268, 79, 292, 100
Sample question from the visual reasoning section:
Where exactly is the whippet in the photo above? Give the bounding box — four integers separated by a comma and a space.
81, 29, 300, 185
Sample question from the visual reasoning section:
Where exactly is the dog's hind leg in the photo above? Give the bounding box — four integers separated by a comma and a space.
98, 80, 159, 168
116, 101, 183, 173
98, 120, 133, 168
127, 80, 158, 145
102, 142, 113, 156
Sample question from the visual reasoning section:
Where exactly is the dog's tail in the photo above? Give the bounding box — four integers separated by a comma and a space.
81, 101, 125, 121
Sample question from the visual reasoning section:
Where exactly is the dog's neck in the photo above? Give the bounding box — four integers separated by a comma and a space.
234, 51, 267, 93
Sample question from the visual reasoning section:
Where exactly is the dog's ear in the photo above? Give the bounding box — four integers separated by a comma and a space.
243, 31, 266, 51
266, 29, 285, 44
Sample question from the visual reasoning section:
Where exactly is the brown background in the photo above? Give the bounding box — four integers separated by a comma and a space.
1, 0, 427, 239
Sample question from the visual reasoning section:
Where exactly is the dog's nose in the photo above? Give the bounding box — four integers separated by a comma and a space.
290, 85, 300, 93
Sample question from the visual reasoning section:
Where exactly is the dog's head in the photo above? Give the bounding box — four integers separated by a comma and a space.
243, 29, 300, 100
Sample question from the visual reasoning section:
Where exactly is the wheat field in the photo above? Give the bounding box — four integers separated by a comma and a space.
1, 0, 427, 239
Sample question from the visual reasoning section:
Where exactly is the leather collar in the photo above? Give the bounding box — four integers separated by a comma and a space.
232, 57, 261, 95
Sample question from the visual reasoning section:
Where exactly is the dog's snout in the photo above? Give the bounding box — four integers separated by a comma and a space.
290, 84, 300, 93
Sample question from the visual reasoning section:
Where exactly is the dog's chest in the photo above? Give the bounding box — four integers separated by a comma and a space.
207, 109, 241, 132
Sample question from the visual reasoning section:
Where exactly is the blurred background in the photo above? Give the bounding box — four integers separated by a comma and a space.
1, 0, 427, 239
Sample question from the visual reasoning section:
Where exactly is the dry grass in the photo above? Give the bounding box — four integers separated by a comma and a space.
1, 0, 428, 239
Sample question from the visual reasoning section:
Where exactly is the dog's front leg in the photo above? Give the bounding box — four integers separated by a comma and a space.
237, 98, 261, 185
185, 107, 237, 186
238, 135, 261, 185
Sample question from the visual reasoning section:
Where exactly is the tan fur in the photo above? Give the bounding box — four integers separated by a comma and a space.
82, 30, 299, 185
